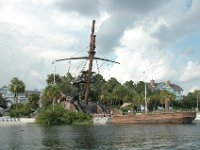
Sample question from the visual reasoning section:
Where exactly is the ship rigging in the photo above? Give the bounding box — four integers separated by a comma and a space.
52, 20, 119, 105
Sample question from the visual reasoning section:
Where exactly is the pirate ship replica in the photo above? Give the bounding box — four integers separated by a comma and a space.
55, 20, 196, 124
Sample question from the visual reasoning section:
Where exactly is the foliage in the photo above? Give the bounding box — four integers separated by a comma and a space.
9, 77, 26, 110
9, 103, 32, 117
58, 73, 78, 97
174, 90, 200, 109
40, 85, 61, 107
100, 77, 121, 105
0, 93, 7, 109
28, 93, 40, 110
42, 73, 78, 107
147, 90, 176, 111
36, 104, 92, 125
46, 73, 62, 85
90, 74, 105, 101
9, 77, 25, 94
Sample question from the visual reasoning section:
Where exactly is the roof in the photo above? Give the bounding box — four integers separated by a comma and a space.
147, 81, 183, 93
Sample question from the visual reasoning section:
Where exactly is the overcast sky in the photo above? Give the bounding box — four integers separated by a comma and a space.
0, 0, 200, 94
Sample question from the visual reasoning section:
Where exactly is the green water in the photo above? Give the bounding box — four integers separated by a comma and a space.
0, 121, 200, 150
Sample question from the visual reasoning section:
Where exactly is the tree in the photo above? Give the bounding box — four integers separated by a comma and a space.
46, 74, 62, 85
123, 80, 136, 103
28, 94, 40, 110
40, 85, 61, 107
0, 93, 7, 109
58, 73, 77, 97
9, 77, 25, 108
159, 90, 176, 112
176, 90, 200, 109
148, 91, 161, 111
89, 74, 105, 101
100, 77, 120, 105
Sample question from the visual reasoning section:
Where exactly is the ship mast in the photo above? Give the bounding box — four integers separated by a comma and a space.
54, 20, 119, 105
84, 20, 96, 104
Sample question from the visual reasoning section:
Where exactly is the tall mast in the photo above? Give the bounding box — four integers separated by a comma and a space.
84, 20, 96, 104
54, 20, 119, 106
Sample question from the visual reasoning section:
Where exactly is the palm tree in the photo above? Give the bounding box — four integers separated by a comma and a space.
148, 91, 163, 111
41, 85, 61, 107
159, 90, 176, 112
9, 77, 25, 109
46, 73, 62, 85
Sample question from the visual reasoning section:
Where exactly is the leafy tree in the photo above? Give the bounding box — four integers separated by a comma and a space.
112, 84, 126, 105
175, 90, 200, 109
58, 73, 77, 97
90, 74, 105, 101
100, 77, 120, 105
124, 80, 136, 90
135, 81, 145, 94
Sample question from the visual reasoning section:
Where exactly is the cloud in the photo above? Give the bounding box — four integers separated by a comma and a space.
180, 61, 200, 82
0, 0, 200, 95
97, 0, 170, 54
152, 0, 200, 46
181, 47, 196, 56
0, 1, 90, 89
101, 20, 177, 83
188, 86, 200, 93
55, 0, 100, 18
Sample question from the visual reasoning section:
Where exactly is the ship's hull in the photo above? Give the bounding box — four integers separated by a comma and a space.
111, 112, 196, 124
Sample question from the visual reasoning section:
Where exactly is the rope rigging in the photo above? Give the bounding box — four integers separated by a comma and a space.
95, 59, 100, 74
52, 20, 120, 104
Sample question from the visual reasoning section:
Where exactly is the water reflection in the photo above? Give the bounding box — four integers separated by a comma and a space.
42, 126, 62, 149
0, 122, 200, 149
41, 125, 98, 149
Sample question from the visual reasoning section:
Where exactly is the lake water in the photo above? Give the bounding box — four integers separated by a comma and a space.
0, 121, 200, 150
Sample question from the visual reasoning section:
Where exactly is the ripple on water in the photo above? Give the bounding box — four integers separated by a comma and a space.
0, 122, 200, 149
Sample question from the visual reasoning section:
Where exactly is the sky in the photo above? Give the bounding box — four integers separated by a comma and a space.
0, 0, 200, 94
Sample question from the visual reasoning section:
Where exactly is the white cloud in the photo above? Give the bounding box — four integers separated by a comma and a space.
0, 0, 93, 90
0, 0, 200, 95
188, 86, 200, 93
180, 61, 200, 82
102, 19, 177, 83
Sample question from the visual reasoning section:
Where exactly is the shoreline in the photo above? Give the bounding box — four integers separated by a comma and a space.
0, 117, 36, 125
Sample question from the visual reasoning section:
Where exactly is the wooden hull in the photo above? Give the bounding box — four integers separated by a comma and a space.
111, 112, 196, 124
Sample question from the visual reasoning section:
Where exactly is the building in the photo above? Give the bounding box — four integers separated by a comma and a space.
147, 80, 183, 100
0, 86, 40, 106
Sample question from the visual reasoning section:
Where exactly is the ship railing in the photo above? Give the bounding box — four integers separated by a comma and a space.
120, 109, 196, 116
174, 109, 196, 112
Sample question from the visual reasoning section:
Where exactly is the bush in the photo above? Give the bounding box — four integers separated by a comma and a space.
9, 104, 32, 117
36, 104, 92, 125
9, 109, 20, 118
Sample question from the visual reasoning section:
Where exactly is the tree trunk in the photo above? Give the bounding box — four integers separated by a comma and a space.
165, 97, 169, 112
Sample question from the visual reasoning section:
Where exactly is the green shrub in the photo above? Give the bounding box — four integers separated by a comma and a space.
36, 104, 92, 125
36, 105, 65, 125
9, 109, 20, 117
9, 104, 32, 117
